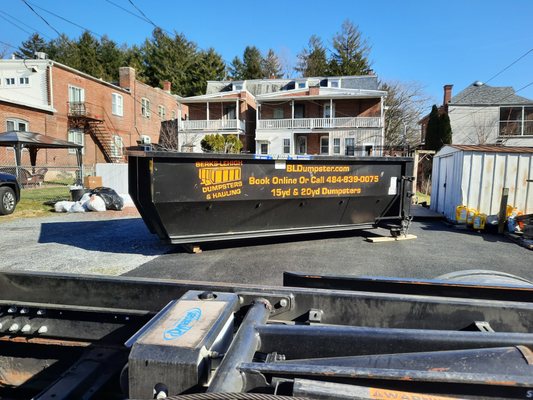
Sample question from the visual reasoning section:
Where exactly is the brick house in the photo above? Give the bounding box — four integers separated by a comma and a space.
0, 57, 180, 171
420, 83, 533, 147
254, 76, 386, 156
178, 75, 386, 156
176, 81, 256, 153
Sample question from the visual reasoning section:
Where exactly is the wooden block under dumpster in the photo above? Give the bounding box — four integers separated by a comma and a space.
84, 176, 102, 189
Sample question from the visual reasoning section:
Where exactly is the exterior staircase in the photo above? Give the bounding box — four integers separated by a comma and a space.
86, 120, 123, 163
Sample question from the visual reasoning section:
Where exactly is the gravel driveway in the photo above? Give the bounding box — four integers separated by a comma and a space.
1, 208, 531, 286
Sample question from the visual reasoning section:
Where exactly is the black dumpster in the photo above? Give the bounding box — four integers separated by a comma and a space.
128, 149, 414, 244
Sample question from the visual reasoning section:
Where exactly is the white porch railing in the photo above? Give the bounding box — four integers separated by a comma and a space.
179, 119, 245, 131
258, 117, 382, 130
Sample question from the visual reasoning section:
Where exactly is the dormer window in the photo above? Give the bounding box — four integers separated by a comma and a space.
233, 82, 245, 91
328, 78, 340, 88
295, 80, 308, 89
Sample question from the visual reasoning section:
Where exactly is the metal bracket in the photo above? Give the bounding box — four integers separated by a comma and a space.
237, 293, 293, 317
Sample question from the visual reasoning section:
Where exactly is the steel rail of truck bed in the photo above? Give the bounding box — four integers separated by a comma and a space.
1, 271, 533, 399
128, 149, 414, 244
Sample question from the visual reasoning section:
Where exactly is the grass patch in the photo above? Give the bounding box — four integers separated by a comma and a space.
0, 186, 70, 222
416, 191, 431, 205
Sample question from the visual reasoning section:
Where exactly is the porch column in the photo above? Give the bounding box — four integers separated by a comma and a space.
236, 99, 239, 130
329, 133, 332, 156
206, 102, 210, 121
329, 98, 333, 126
291, 100, 295, 123
14, 144, 22, 180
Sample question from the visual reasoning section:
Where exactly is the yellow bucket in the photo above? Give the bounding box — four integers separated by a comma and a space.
466, 208, 477, 225
456, 205, 468, 223
473, 213, 487, 230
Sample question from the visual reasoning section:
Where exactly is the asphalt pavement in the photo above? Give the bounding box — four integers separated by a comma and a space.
0, 209, 531, 285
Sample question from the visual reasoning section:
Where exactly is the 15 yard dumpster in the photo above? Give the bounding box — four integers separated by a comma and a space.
128, 148, 414, 244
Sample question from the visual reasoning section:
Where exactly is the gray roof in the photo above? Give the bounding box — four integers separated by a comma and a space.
450, 83, 533, 106
206, 75, 379, 96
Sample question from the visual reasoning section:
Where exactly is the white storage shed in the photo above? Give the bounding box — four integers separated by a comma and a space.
431, 145, 533, 220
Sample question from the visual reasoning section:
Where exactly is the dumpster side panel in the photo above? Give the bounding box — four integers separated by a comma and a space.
129, 152, 413, 243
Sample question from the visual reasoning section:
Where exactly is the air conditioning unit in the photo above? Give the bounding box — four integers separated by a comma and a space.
34, 52, 48, 60
140, 135, 151, 145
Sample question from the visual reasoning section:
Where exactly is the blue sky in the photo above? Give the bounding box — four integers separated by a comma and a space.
1, 0, 532, 105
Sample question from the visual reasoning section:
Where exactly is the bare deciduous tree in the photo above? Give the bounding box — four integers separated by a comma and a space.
380, 80, 432, 147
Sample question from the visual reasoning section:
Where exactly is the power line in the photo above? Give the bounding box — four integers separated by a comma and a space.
0, 10, 53, 40
105, 0, 174, 37
484, 48, 533, 85
451, 80, 533, 124
127, 0, 157, 28
21, 0, 61, 36
0, 40, 19, 51
104, 0, 153, 25
26, 1, 103, 38
0, 13, 33, 36
449, 47, 533, 108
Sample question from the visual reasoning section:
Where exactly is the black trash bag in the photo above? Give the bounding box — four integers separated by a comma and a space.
89, 187, 124, 211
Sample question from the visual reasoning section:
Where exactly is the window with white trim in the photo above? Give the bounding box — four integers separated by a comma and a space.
328, 78, 340, 88
295, 80, 307, 89
141, 98, 151, 118
324, 103, 335, 118
6, 118, 28, 131
19, 76, 30, 85
344, 138, 355, 156
500, 106, 533, 136
112, 93, 123, 116
68, 129, 84, 154
259, 142, 268, 155
111, 135, 124, 157
333, 138, 341, 154
283, 138, 290, 154
273, 108, 284, 119
320, 136, 329, 155
158, 105, 166, 120
5, 78, 15, 86
233, 82, 245, 91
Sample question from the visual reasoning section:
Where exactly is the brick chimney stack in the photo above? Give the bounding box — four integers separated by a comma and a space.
443, 84, 453, 106
309, 85, 320, 96
162, 80, 171, 93
119, 67, 135, 91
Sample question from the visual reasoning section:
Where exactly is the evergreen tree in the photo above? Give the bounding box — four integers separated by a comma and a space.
295, 35, 329, 77
242, 46, 263, 79
76, 31, 103, 77
329, 20, 372, 76
46, 34, 80, 67
425, 105, 441, 151
98, 36, 127, 82
229, 56, 245, 80
262, 49, 282, 79
14, 33, 47, 59
124, 45, 147, 81
189, 48, 226, 95
439, 112, 453, 147
141, 28, 197, 96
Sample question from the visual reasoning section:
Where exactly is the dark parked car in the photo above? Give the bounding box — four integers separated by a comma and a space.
0, 172, 21, 215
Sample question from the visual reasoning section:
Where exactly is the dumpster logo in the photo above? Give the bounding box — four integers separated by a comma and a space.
195, 161, 244, 200
163, 307, 202, 340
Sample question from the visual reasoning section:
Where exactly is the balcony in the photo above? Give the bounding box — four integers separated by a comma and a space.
179, 119, 246, 131
257, 117, 382, 130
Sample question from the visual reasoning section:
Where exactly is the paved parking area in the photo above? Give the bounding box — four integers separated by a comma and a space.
1, 209, 531, 285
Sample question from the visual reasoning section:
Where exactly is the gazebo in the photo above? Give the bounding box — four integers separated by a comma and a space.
0, 131, 83, 185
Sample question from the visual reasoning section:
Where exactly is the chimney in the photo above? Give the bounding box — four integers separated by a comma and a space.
443, 84, 453, 107
119, 67, 135, 91
162, 80, 171, 93
309, 85, 320, 96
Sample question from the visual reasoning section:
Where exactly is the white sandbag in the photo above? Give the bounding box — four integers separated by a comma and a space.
86, 195, 106, 212
54, 201, 75, 213
69, 201, 86, 213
